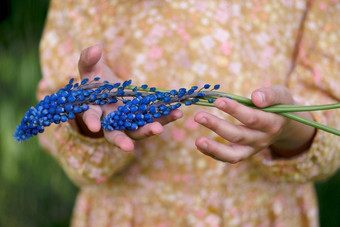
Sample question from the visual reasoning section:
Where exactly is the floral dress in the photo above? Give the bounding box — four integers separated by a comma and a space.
38, 0, 340, 226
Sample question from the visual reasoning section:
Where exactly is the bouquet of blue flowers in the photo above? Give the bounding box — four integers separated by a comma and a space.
14, 77, 340, 142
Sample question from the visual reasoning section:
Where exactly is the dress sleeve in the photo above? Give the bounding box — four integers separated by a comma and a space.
38, 0, 134, 186
251, 0, 340, 183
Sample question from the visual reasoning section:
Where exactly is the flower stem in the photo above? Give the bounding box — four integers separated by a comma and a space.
186, 92, 340, 136
194, 100, 340, 113
280, 112, 340, 136
113, 84, 340, 136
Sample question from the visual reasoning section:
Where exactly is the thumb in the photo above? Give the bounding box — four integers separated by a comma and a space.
78, 44, 102, 78
251, 85, 295, 108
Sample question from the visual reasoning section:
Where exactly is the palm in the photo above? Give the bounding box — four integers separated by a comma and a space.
76, 45, 182, 152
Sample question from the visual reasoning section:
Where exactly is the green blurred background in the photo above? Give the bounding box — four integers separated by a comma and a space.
0, 0, 339, 226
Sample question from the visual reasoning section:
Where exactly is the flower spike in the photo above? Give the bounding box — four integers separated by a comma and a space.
14, 78, 340, 142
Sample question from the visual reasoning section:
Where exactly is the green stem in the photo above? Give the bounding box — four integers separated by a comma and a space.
280, 112, 340, 136
259, 103, 340, 113
213, 91, 254, 105
195, 100, 340, 136
195, 101, 340, 113
126, 85, 340, 136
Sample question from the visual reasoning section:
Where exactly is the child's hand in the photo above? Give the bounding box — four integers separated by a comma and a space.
194, 85, 316, 163
74, 45, 182, 152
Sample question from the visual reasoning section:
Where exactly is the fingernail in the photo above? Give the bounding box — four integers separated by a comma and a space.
174, 111, 182, 119
216, 99, 227, 109
198, 117, 207, 124
257, 91, 265, 104
85, 47, 91, 62
201, 141, 208, 149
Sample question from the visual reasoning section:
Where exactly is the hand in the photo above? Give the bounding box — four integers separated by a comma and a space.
194, 85, 316, 163
73, 44, 183, 152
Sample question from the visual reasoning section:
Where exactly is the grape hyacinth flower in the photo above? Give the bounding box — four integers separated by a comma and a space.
14, 77, 340, 142
14, 78, 219, 142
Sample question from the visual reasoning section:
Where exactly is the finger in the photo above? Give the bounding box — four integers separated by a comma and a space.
78, 44, 121, 83
104, 130, 135, 152
195, 136, 255, 163
82, 105, 103, 132
78, 44, 102, 78
125, 109, 182, 140
251, 85, 294, 108
101, 103, 120, 116
155, 109, 183, 126
126, 122, 164, 140
194, 111, 265, 145
214, 98, 276, 130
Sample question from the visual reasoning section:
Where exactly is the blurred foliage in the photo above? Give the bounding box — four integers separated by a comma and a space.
0, 0, 77, 227
0, 0, 339, 226
315, 172, 340, 227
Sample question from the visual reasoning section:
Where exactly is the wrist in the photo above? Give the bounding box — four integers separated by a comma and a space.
270, 126, 316, 158
270, 111, 316, 158
270, 130, 315, 158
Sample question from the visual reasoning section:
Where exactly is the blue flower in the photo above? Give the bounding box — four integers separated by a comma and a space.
15, 78, 222, 141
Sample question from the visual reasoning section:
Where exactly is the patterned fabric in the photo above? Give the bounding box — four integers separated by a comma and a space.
38, 0, 340, 226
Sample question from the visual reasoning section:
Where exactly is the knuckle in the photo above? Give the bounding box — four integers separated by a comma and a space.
255, 139, 271, 150
226, 104, 237, 115
229, 134, 243, 144
205, 117, 219, 131
268, 123, 282, 135
245, 115, 259, 126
